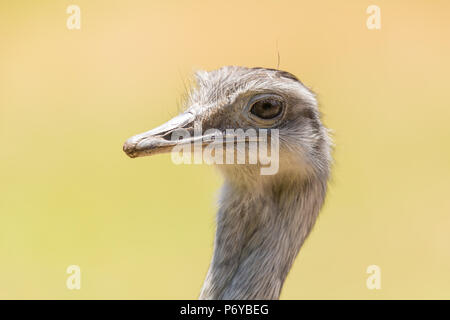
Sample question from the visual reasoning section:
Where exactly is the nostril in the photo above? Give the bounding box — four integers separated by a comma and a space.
161, 132, 173, 141
161, 128, 194, 141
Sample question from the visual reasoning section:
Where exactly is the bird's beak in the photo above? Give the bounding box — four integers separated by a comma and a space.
123, 112, 198, 158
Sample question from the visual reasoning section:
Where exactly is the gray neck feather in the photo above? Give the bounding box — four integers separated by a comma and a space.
199, 172, 327, 299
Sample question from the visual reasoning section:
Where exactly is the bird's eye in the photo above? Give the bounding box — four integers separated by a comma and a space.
250, 98, 283, 120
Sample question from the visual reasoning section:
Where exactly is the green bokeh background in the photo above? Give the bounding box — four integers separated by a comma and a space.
1, 0, 449, 299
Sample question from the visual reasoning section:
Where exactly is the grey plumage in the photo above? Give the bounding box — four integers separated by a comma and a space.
123, 66, 332, 300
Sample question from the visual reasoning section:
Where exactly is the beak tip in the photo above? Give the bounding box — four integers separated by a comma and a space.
123, 141, 137, 158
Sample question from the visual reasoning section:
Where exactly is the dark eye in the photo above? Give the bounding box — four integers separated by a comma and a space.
250, 98, 283, 120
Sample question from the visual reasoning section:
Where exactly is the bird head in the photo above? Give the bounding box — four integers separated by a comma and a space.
123, 66, 331, 186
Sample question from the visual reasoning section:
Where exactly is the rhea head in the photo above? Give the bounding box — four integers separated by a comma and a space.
123, 66, 331, 189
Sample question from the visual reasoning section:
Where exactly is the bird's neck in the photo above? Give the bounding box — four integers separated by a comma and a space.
199, 173, 327, 299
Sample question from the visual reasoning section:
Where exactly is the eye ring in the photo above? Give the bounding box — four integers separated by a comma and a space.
245, 94, 285, 126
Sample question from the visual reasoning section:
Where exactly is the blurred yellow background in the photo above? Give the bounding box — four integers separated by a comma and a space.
1, 0, 450, 299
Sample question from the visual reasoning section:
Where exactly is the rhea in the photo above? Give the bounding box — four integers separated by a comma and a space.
123, 66, 332, 299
